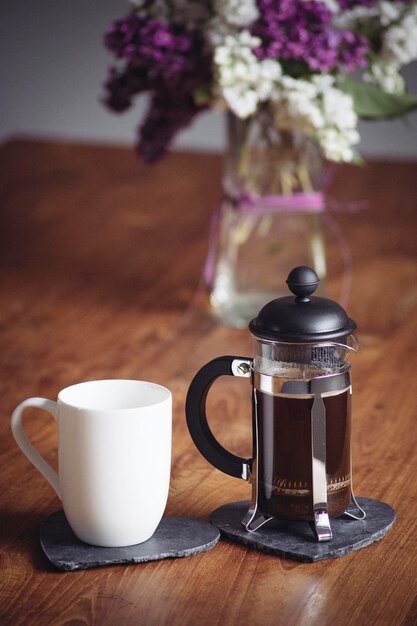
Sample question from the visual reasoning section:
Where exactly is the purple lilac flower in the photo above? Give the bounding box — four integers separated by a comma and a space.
105, 15, 210, 95
338, 31, 369, 71
104, 14, 211, 161
252, 0, 369, 73
138, 93, 204, 163
103, 65, 149, 112
337, 0, 374, 8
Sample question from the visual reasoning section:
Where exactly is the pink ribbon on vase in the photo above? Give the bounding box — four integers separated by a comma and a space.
235, 191, 326, 214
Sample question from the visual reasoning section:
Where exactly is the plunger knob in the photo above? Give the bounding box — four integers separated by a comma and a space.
286, 266, 319, 302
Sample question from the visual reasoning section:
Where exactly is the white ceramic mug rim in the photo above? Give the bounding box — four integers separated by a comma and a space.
57, 379, 171, 412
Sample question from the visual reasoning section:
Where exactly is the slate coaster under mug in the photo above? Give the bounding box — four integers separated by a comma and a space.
210, 497, 395, 563
41, 510, 220, 571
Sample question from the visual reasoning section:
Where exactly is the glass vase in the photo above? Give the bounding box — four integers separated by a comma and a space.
208, 111, 327, 328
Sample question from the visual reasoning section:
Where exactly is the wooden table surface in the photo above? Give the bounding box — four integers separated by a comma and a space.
0, 139, 416, 625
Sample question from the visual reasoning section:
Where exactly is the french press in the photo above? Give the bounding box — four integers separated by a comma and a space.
186, 266, 365, 542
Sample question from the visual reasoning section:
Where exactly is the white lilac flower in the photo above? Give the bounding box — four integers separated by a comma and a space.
214, 32, 282, 118
272, 77, 324, 133
364, 62, 406, 94
214, 0, 259, 27
381, 4, 417, 66
317, 126, 360, 163
315, 80, 359, 161
320, 84, 357, 132
333, 5, 379, 30
208, 1, 259, 46
379, 1, 404, 27
360, 3, 417, 93
207, 17, 234, 46
271, 75, 359, 162
317, 87, 359, 162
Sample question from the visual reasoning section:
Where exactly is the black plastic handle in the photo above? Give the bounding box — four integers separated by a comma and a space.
185, 356, 253, 479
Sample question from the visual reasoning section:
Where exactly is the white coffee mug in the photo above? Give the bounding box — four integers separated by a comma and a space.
11, 379, 172, 547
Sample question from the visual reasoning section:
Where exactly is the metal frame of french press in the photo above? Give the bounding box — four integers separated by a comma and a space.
234, 360, 365, 542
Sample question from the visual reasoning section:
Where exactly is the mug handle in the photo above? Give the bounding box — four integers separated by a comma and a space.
185, 356, 253, 480
11, 398, 61, 498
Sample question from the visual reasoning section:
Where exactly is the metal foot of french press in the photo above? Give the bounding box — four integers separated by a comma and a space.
313, 508, 333, 542
241, 456, 274, 532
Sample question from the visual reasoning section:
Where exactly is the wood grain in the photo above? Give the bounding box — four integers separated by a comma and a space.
0, 138, 416, 625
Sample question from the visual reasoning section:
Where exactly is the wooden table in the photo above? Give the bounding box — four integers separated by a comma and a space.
0, 139, 416, 625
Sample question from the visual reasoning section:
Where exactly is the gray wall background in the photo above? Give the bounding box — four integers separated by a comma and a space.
1, 0, 416, 158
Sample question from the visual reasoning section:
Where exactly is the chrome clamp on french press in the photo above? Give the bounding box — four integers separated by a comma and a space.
186, 267, 365, 542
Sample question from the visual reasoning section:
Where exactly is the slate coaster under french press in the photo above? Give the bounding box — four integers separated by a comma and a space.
211, 498, 395, 563
40, 510, 220, 571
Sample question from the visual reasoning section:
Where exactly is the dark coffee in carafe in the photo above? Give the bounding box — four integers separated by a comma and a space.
256, 388, 351, 520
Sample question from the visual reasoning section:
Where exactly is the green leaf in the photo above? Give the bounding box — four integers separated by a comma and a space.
339, 75, 417, 120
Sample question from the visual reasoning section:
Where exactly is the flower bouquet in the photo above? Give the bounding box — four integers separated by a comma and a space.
104, 0, 417, 163
104, 0, 417, 326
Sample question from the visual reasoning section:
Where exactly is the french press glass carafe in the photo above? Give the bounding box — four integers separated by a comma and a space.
186, 267, 365, 541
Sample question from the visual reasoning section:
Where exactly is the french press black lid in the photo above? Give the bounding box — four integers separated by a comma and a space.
249, 266, 356, 342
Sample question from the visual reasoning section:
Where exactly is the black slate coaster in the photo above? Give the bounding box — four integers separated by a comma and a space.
211, 498, 395, 563
40, 511, 220, 571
